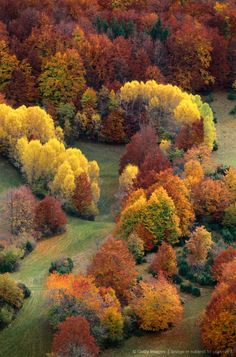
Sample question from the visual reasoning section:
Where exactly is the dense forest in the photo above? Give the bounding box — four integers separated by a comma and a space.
0, 1, 236, 357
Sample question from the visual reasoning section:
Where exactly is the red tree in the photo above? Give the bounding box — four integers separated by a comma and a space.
52, 316, 99, 357
87, 237, 137, 303
175, 119, 204, 151
119, 125, 158, 174
212, 247, 236, 282
35, 196, 67, 237
135, 147, 170, 189
192, 178, 230, 221
72, 173, 93, 216
150, 242, 177, 278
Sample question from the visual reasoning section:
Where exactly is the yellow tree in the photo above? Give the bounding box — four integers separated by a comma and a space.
186, 226, 213, 264
39, 49, 86, 105
131, 275, 183, 331
119, 164, 139, 192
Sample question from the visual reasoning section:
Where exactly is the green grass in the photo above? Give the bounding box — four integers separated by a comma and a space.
76, 141, 124, 221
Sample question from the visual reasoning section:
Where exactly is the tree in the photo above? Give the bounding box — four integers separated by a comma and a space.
5, 60, 38, 106
87, 237, 137, 303
119, 126, 157, 174
201, 279, 236, 355
131, 274, 183, 331
0, 41, 19, 92
150, 242, 177, 277
52, 316, 99, 357
119, 164, 139, 193
119, 187, 181, 245
211, 247, 236, 282
35, 196, 67, 237
152, 169, 195, 236
223, 167, 236, 202
132, 223, 155, 252
127, 232, 144, 264
186, 226, 213, 265
100, 109, 126, 143
167, 16, 214, 91
17, 137, 100, 213
120, 81, 216, 150
135, 147, 170, 189
0, 104, 58, 158
38, 49, 85, 105
184, 144, 211, 172
4, 186, 37, 236
192, 178, 230, 221
184, 160, 204, 188
175, 120, 204, 150
72, 173, 93, 216
47, 273, 124, 344
223, 203, 236, 227
0, 274, 24, 309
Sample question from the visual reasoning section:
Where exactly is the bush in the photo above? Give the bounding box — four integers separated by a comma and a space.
0, 247, 23, 273
213, 140, 218, 151
172, 274, 183, 285
180, 283, 193, 294
0, 305, 14, 328
0, 274, 24, 309
229, 105, 236, 115
49, 257, 74, 275
192, 287, 201, 297
205, 93, 214, 103
220, 227, 235, 243
227, 92, 236, 100
213, 116, 218, 124
17, 283, 31, 299
178, 261, 189, 277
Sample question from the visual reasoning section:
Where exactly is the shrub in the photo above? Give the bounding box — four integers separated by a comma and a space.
178, 261, 189, 277
192, 287, 201, 297
180, 283, 193, 294
0, 305, 14, 328
0, 247, 23, 273
229, 105, 236, 115
49, 257, 74, 275
205, 93, 214, 103
0, 274, 24, 309
17, 283, 31, 299
172, 274, 183, 285
227, 92, 236, 100
213, 140, 218, 151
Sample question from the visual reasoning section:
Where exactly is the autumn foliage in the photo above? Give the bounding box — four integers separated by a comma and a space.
211, 247, 236, 282
150, 242, 177, 278
35, 196, 67, 236
52, 316, 99, 357
87, 237, 137, 303
131, 274, 183, 331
